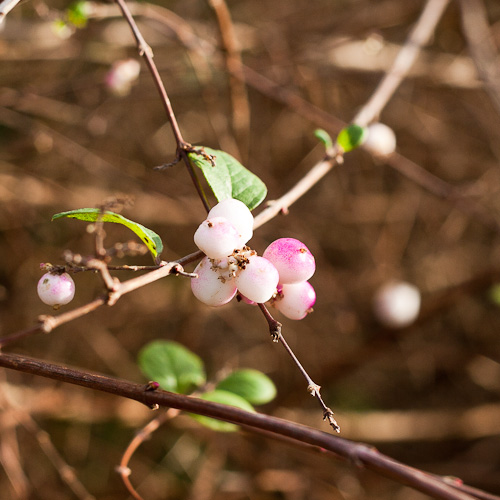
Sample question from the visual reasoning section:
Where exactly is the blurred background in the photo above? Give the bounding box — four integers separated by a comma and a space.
1, 0, 500, 498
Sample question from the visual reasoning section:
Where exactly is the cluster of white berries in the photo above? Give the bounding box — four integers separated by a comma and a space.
191, 199, 316, 320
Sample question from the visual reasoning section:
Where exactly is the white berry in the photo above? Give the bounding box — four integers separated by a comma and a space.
363, 123, 396, 156
37, 272, 75, 307
274, 281, 316, 320
373, 281, 421, 328
194, 217, 241, 259
262, 238, 315, 285
234, 255, 279, 304
191, 257, 237, 307
208, 199, 254, 247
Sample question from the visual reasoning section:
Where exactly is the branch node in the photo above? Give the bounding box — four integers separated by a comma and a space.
38, 315, 57, 333
115, 465, 132, 477
145, 381, 160, 391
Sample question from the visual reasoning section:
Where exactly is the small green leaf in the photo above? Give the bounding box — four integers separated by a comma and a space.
336, 124, 368, 152
191, 390, 255, 432
52, 208, 163, 263
216, 369, 277, 405
138, 340, 206, 394
314, 129, 333, 150
489, 284, 500, 306
66, 1, 89, 27
188, 147, 267, 211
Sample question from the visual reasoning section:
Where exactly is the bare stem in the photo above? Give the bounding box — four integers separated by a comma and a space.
352, 0, 450, 126
258, 304, 340, 432
117, 409, 180, 500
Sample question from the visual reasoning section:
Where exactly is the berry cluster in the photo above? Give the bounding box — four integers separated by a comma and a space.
191, 199, 316, 320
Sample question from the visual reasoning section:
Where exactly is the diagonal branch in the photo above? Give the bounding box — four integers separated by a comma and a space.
0, 351, 483, 500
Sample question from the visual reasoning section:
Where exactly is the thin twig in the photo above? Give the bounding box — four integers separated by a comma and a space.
209, 0, 251, 158
457, 0, 500, 118
117, 408, 180, 500
258, 304, 340, 432
352, 0, 451, 127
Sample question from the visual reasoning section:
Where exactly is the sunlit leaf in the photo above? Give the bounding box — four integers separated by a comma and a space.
138, 340, 206, 394
52, 208, 163, 263
336, 124, 367, 152
188, 147, 267, 211
191, 390, 255, 432
216, 369, 277, 405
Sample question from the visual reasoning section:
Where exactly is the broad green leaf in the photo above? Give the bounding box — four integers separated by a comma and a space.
52, 208, 163, 263
191, 390, 255, 432
336, 124, 367, 152
188, 147, 267, 211
216, 369, 276, 405
138, 340, 206, 394
314, 129, 333, 150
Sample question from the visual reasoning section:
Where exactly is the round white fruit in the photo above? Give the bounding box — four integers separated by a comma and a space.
208, 199, 254, 247
373, 281, 421, 328
275, 281, 316, 320
191, 257, 237, 307
37, 272, 75, 307
194, 216, 241, 259
363, 123, 396, 156
234, 255, 279, 304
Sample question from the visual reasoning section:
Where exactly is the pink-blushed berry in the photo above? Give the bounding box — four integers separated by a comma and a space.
37, 272, 75, 308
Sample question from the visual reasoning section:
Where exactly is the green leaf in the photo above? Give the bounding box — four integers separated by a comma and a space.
336, 124, 368, 152
188, 147, 267, 211
314, 129, 333, 150
191, 390, 255, 432
216, 369, 277, 405
138, 340, 206, 394
66, 1, 89, 27
52, 208, 163, 263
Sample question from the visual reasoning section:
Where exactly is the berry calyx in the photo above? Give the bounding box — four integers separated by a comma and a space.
37, 272, 75, 308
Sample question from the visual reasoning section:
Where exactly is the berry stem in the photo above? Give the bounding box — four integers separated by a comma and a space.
258, 304, 340, 432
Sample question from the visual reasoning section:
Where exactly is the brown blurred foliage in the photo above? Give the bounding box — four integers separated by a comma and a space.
1, 0, 500, 498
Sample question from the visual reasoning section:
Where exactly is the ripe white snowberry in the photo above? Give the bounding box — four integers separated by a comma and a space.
362, 122, 396, 156
105, 59, 141, 96
208, 199, 254, 247
234, 255, 279, 304
274, 281, 316, 320
194, 217, 241, 259
373, 281, 421, 328
262, 238, 316, 284
191, 257, 237, 307
37, 272, 75, 307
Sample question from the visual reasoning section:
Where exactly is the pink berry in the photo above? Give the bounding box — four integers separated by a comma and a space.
263, 238, 315, 284
191, 257, 237, 307
274, 281, 316, 320
37, 272, 75, 307
234, 255, 279, 303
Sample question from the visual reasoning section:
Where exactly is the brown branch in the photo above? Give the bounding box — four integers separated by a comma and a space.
352, 0, 451, 126
0, 352, 482, 500
208, 0, 251, 158
457, 0, 500, 118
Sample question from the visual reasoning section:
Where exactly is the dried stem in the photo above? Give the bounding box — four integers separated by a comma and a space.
258, 304, 340, 432
352, 0, 451, 127
117, 408, 180, 500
